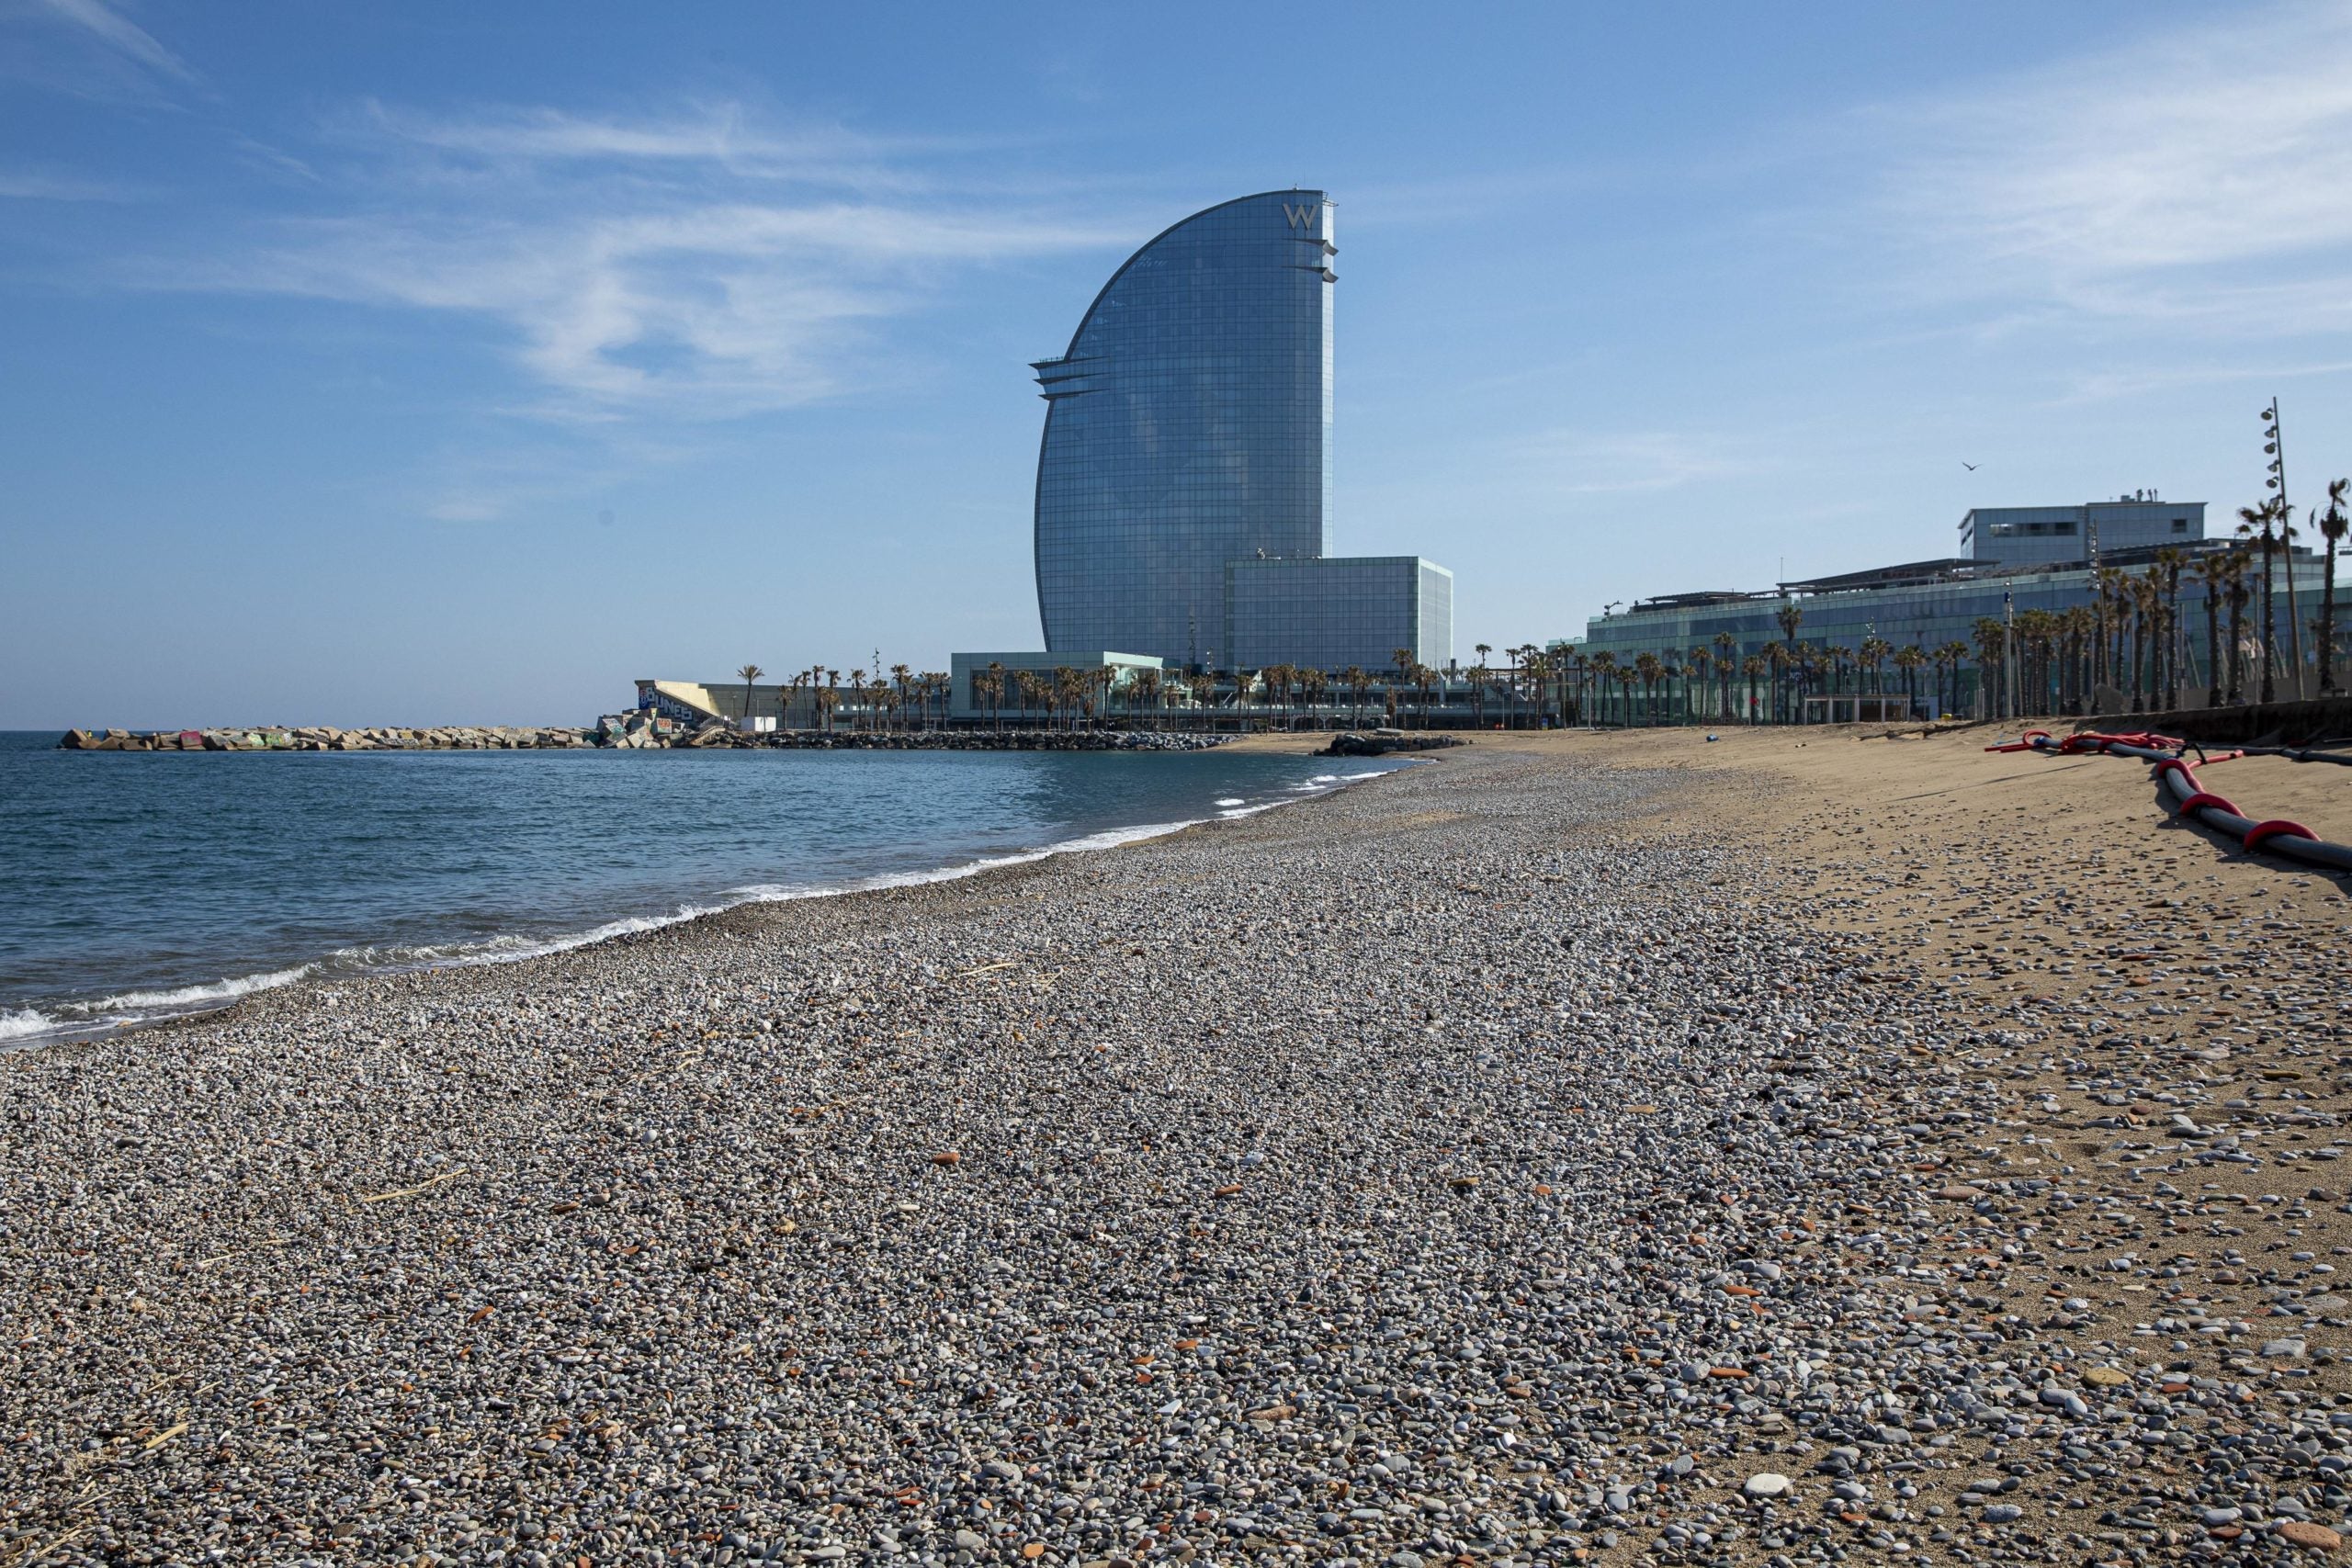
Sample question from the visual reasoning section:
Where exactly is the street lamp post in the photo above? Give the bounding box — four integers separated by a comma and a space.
2003, 590, 2018, 722
2261, 399, 2303, 699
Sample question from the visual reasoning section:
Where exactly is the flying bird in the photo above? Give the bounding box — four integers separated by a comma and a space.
1962, 462, 1979, 471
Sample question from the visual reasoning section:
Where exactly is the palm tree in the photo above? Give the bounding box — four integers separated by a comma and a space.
1633, 651, 1663, 726
2237, 501, 2280, 704
889, 664, 912, 732
2317, 479, 2347, 695
1525, 651, 1553, 727
1856, 635, 1888, 700
1712, 631, 1736, 720
1739, 654, 1765, 723
1972, 618, 2006, 719
1587, 651, 1618, 727
1773, 600, 1804, 716
2192, 552, 2228, 709
2107, 566, 2126, 695
2279, 499, 2308, 701
1893, 645, 1926, 719
784, 668, 808, 731
1824, 646, 1851, 707
2154, 547, 2186, 710
1176, 667, 1213, 728
734, 664, 764, 727
2126, 573, 2154, 713
2224, 548, 2253, 705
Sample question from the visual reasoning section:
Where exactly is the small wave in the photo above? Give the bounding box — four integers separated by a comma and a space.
1214, 797, 1245, 807
1, 964, 318, 1051
79, 964, 316, 1015
0, 1009, 57, 1043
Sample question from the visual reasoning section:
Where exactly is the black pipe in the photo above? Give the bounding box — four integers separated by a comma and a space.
2040, 736, 2352, 874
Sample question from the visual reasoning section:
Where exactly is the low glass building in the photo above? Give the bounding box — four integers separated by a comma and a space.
947, 651, 1163, 722
1225, 556, 1452, 672
1962, 497, 2205, 569
1559, 536, 2338, 719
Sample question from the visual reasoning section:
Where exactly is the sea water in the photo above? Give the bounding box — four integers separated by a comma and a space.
0, 732, 1400, 1046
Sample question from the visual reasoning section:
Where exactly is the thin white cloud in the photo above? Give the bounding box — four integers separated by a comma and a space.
1510, 430, 1761, 496
351, 102, 914, 180
151, 103, 1133, 419
0, 164, 134, 200
27, 0, 192, 84
1869, 2, 2352, 329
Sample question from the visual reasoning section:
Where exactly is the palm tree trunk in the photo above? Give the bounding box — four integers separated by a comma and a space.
2324, 539, 2341, 695
2284, 527, 2306, 701
2205, 595, 2221, 709
2260, 533, 2278, 704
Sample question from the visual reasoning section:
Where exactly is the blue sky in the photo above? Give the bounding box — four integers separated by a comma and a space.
4, 0, 2349, 727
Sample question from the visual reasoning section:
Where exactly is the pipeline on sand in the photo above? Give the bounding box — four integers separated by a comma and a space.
1984, 728, 2352, 874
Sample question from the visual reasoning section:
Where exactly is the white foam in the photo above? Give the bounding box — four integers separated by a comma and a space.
2, 964, 319, 1051
1214, 797, 1245, 807
78, 964, 316, 1014
0, 1009, 57, 1043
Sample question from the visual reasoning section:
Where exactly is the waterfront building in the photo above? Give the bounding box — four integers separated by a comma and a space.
1224, 556, 1453, 673
1962, 494, 2204, 569
947, 651, 1163, 723
1027, 189, 1451, 672
1559, 498, 2343, 720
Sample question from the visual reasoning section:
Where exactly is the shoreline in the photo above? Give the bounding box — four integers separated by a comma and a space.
6, 734, 2347, 1564
0, 758, 1415, 1055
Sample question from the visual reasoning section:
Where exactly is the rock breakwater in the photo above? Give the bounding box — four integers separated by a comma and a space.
57, 720, 1236, 753
59, 724, 595, 751
1322, 729, 1468, 757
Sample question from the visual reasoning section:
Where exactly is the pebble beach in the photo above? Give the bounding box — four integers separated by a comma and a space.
6, 732, 2351, 1568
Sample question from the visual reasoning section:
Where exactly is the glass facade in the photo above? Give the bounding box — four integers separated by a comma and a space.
1033, 191, 1336, 666
1560, 550, 2338, 716
1962, 501, 2205, 568
1224, 556, 1453, 672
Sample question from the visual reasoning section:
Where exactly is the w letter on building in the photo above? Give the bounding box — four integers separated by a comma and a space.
1283, 202, 1318, 229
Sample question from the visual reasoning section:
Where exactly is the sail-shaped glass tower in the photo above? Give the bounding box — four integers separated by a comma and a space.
1030, 189, 1450, 673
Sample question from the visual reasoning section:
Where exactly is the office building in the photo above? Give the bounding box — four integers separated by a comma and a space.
1962, 494, 2205, 569
1559, 498, 2338, 717
1028, 190, 1450, 672
1224, 556, 1453, 672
